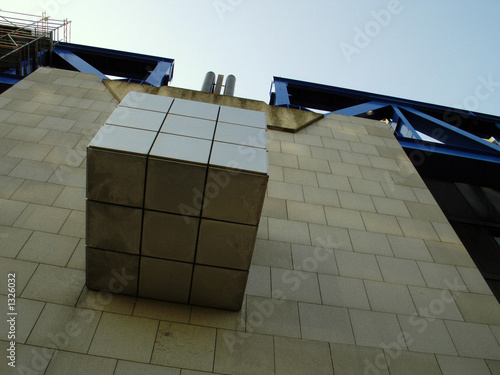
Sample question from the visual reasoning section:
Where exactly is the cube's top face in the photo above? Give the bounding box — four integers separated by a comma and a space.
89, 125, 156, 155
119, 92, 174, 113
105, 107, 166, 132
214, 122, 267, 149
161, 114, 216, 141
169, 98, 220, 121
218, 106, 266, 129
150, 133, 212, 165
90, 93, 269, 171
210, 141, 268, 175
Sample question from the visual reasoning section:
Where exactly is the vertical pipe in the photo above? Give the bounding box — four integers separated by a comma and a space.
201, 71, 216, 93
224, 74, 236, 96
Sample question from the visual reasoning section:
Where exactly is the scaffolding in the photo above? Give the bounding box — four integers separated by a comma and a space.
0, 10, 71, 75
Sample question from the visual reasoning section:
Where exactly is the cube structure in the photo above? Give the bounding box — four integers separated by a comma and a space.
86, 92, 268, 310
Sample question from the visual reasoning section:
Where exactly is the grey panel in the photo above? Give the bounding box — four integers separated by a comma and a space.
190, 265, 248, 311
86, 200, 142, 254
89, 125, 156, 155
196, 219, 257, 270
142, 210, 199, 262
86, 247, 139, 296
138, 257, 192, 304
218, 106, 266, 129
169, 98, 219, 120
202, 167, 268, 225
145, 157, 207, 216
150, 133, 212, 165
214, 122, 267, 149
119, 92, 173, 113
87, 148, 147, 207
209, 141, 268, 175
105, 107, 167, 132
161, 114, 216, 140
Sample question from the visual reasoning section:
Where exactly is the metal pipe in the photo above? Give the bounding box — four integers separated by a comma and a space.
201, 71, 215, 93
224, 74, 236, 96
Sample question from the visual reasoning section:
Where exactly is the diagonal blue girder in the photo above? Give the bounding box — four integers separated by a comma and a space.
400, 106, 500, 153
145, 61, 174, 87
392, 105, 422, 140
330, 101, 389, 117
273, 80, 291, 106
53, 49, 108, 80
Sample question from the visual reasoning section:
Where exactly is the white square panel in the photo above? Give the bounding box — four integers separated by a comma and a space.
209, 141, 268, 175
169, 98, 219, 120
214, 122, 267, 149
119, 91, 173, 113
106, 107, 166, 132
218, 106, 266, 128
161, 114, 216, 140
150, 133, 212, 165
89, 125, 156, 155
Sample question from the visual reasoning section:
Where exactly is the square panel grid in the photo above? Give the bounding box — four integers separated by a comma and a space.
86, 92, 268, 310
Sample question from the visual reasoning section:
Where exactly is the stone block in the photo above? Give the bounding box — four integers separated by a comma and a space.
86, 200, 142, 254
138, 257, 193, 304
86, 247, 139, 296
196, 219, 257, 270
190, 265, 248, 311
86, 94, 268, 310
141, 210, 199, 262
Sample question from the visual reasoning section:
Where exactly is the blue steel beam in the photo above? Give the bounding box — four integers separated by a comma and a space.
55, 42, 174, 66
398, 138, 500, 164
272, 80, 291, 106
392, 105, 422, 140
270, 77, 500, 126
144, 61, 173, 87
400, 106, 500, 153
52, 42, 174, 84
53, 48, 108, 80
330, 101, 389, 116
0, 73, 23, 85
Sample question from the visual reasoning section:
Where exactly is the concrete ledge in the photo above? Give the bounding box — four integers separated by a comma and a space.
103, 80, 323, 133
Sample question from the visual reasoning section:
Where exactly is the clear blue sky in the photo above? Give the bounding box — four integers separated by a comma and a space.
8, 0, 500, 116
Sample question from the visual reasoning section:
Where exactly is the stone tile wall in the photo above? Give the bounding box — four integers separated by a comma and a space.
0, 67, 499, 374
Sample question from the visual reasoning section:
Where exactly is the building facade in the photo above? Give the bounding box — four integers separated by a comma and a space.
1, 13, 500, 373
0, 66, 499, 374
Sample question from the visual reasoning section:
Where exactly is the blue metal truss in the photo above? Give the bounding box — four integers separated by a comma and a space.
332, 101, 387, 117
391, 105, 422, 140
0, 41, 175, 90
399, 106, 499, 153
269, 76, 500, 166
53, 48, 108, 80
51, 42, 174, 87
